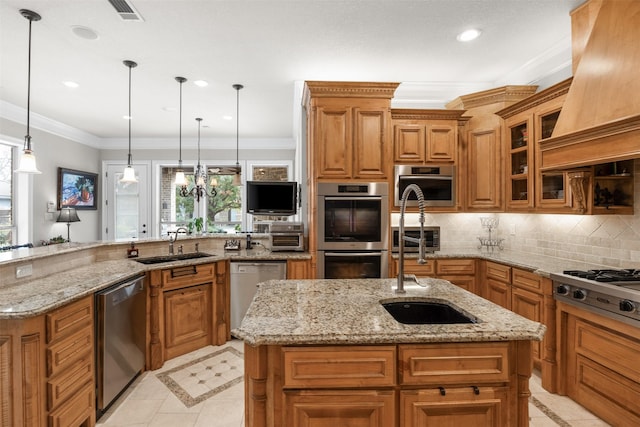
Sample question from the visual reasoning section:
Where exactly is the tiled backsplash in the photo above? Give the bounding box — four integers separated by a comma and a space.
398, 160, 640, 269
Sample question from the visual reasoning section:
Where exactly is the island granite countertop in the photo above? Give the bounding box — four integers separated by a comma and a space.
232, 277, 546, 346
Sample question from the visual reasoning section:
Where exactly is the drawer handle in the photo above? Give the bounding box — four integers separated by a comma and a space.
171, 266, 197, 278
438, 387, 446, 396
471, 386, 480, 395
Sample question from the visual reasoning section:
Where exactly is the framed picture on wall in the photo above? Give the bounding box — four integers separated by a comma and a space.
57, 167, 98, 210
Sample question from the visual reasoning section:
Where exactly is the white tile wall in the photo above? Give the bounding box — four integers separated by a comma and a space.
395, 160, 640, 268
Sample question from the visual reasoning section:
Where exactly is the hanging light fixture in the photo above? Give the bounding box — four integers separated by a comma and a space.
14, 9, 42, 174
179, 118, 216, 202
232, 84, 244, 186
121, 60, 138, 183
174, 76, 188, 188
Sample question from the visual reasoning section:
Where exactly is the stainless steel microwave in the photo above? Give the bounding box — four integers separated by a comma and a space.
391, 226, 440, 253
394, 165, 455, 207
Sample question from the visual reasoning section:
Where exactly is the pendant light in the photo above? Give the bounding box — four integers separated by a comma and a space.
232, 84, 244, 186
174, 76, 188, 188
121, 60, 138, 183
179, 118, 216, 202
14, 9, 42, 174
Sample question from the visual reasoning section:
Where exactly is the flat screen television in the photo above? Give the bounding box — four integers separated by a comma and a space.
246, 181, 298, 216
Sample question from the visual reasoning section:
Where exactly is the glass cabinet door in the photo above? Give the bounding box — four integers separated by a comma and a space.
535, 109, 572, 209
507, 118, 534, 208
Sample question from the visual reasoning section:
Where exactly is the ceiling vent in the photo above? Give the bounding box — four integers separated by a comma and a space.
107, 0, 144, 22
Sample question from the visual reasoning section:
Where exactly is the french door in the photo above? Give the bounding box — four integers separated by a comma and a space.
103, 163, 150, 241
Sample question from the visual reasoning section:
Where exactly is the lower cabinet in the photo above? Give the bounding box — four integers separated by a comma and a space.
245, 341, 532, 427
390, 258, 476, 292
148, 260, 230, 370
557, 301, 640, 426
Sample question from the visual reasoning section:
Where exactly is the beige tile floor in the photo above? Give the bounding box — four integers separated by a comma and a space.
97, 340, 611, 427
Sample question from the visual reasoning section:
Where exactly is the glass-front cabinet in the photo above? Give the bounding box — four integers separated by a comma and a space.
499, 78, 574, 213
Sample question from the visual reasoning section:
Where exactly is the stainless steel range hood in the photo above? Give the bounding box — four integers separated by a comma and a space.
539, 0, 640, 171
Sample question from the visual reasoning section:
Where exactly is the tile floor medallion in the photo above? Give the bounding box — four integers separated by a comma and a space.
156, 345, 244, 407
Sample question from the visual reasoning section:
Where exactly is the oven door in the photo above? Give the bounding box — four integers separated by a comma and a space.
391, 226, 440, 253
318, 196, 388, 250
317, 251, 388, 279
394, 165, 455, 207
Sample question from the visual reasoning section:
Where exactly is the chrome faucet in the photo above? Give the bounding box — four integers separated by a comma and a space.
397, 183, 427, 293
168, 227, 188, 255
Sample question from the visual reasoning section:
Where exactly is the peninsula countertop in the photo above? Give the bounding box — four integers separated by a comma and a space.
232, 277, 546, 346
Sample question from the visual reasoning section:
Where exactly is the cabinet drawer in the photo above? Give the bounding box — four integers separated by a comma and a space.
46, 296, 93, 344
47, 354, 92, 410
282, 346, 396, 388
47, 325, 92, 377
485, 261, 511, 283
436, 259, 475, 275
512, 268, 544, 293
162, 263, 214, 290
401, 259, 436, 276
399, 343, 510, 386
47, 381, 94, 427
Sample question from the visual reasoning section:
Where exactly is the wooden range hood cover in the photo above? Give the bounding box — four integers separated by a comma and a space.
539, 0, 640, 171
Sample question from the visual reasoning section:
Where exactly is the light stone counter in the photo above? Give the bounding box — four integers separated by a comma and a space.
233, 277, 546, 346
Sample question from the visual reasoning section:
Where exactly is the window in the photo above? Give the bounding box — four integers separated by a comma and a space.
159, 165, 242, 235
0, 143, 13, 246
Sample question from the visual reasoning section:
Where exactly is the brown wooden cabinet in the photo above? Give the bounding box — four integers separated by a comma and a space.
287, 259, 310, 279
557, 301, 640, 426
246, 341, 532, 426
303, 82, 399, 181
447, 85, 537, 212
148, 260, 230, 370
497, 79, 575, 213
483, 261, 512, 309
391, 110, 465, 164
390, 258, 476, 293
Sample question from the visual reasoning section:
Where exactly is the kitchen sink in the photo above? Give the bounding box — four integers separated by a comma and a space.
135, 252, 213, 264
381, 300, 477, 325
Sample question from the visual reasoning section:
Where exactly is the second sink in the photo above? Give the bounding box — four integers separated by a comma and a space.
382, 300, 477, 325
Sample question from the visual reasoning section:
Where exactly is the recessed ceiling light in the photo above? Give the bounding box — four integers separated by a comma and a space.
457, 29, 481, 42
223, 115, 233, 121
63, 81, 79, 88
194, 80, 208, 87
71, 25, 99, 40
123, 115, 132, 120
163, 106, 177, 112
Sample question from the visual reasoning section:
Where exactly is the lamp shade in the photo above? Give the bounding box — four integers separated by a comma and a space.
14, 149, 41, 174
175, 170, 187, 186
56, 207, 80, 223
121, 165, 137, 183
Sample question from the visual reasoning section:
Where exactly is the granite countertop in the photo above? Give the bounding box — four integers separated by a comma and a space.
0, 250, 310, 319
232, 278, 546, 346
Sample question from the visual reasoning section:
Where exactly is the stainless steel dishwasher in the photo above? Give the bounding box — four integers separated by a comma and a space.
230, 261, 287, 331
95, 274, 146, 417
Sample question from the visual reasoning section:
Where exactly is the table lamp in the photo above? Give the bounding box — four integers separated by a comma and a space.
56, 207, 80, 242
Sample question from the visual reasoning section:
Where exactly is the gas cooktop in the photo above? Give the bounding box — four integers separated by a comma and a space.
562, 269, 640, 284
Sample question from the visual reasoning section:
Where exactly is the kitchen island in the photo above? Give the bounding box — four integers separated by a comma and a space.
233, 277, 545, 427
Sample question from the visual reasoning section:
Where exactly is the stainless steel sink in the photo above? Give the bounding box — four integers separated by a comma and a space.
381, 300, 477, 325
135, 252, 213, 264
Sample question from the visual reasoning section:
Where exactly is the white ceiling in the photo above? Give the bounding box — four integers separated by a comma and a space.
0, 0, 584, 150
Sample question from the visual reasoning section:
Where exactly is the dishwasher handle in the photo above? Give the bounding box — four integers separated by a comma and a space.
107, 278, 144, 306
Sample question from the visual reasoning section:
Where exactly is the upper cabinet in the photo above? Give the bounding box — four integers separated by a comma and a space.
391, 109, 465, 164
303, 82, 399, 181
497, 79, 576, 213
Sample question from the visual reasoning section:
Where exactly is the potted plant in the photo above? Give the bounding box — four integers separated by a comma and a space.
193, 217, 204, 235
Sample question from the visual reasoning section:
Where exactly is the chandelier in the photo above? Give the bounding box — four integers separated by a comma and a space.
178, 118, 216, 202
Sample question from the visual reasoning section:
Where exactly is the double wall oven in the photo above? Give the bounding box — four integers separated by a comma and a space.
317, 182, 388, 279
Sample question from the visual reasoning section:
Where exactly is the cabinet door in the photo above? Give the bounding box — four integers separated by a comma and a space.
287, 259, 310, 279
164, 284, 211, 359
506, 116, 534, 210
466, 128, 502, 210
285, 390, 395, 427
401, 387, 508, 427
314, 105, 352, 179
484, 278, 511, 310
439, 275, 476, 293
511, 287, 543, 364
353, 108, 389, 179
426, 124, 456, 163
394, 124, 425, 162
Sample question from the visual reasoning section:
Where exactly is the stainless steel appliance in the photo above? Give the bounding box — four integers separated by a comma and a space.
391, 226, 440, 253
269, 222, 304, 252
95, 275, 145, 417
394, 165, 455, 207
316, 182, 389, 278
230, 261, 287, 331
551, 268, 640, 327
